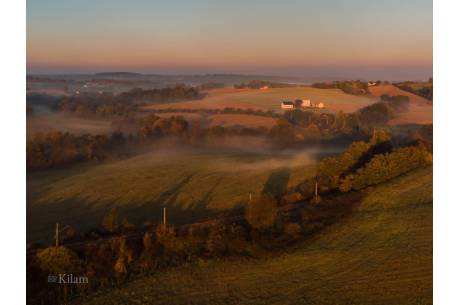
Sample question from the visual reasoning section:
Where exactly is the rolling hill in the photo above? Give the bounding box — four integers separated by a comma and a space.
78, 166, 432, 305
143, 87, 378, 114
27, 149, 318, 242
368, 85, 432, 125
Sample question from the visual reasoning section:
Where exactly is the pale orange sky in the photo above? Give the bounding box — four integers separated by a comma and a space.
27, 0, 432, 79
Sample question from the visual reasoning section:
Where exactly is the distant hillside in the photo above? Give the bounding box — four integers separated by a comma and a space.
27, 73, 303, 86
93, 72, 143, 78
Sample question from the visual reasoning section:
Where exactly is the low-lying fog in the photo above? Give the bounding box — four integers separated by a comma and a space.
146, 136, 346, 170
27, 105, 115, 138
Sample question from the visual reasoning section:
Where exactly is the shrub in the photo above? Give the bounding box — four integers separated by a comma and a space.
102, 207, 120, 233
284, 223, 302, 240
206, 221, 228, 255
36, 246, 81, 275
245, 194, 278, 231
358, 102, 394, 125
155, 224, 176, 247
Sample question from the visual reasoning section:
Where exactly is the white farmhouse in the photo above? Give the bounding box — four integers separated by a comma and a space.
317, 102, 325, 109
281, 101, 295, 109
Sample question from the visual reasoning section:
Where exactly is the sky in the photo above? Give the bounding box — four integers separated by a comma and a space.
27, 0, 433, 80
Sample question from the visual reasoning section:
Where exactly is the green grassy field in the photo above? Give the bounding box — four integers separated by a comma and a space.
79, 166, 432, 305
145, 87, 378, 114
27, 149, 317, 242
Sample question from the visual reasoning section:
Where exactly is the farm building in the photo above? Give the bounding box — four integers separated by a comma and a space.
281, 101, 295, 109
301, 99, 311, 107
308, 101, 325, 109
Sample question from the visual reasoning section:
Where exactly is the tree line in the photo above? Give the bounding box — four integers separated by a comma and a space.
316, 129, 432, 193
278, 129, 432, 205
393, 81, 433, 101
26, 131, 127, 170
234, 80, 296, 89
144, 107, 281, 118
54, 85, 204, 117
311, 80, 369, 95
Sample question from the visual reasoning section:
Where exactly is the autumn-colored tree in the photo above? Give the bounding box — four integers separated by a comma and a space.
121, 217, 136, 232
206, 221, 228, 254
245, 194, 278, 231
113, 255, 127, 283
36, 246, 83, 302
369, 129, 391, 146
36, 246, 81, 275
137, 232, 158, 273
102, 207, 120, 233
269, 119, 296, 146
155, 223, 176, 251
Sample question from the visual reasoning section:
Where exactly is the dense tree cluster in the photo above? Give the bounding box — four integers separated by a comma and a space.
312, 80, 369, 95
148, 107, 280, 118
341, 145, 432, 191
118, 85, 204, 103
269, 109, 367, 146
380, 94, 410, 112
196, 82, 225, 90
314, 130, 431, 193
26, 131, 126, 170
56, 93, 138, 117
245, 194, 278, 231
357, 102, 394, 125
394, 81, 433, 101
357, 95, 410, 125
234, 80, 295, 89
137, 114, 189, 140
55, 85, 204, 117
271, 95, 410, 146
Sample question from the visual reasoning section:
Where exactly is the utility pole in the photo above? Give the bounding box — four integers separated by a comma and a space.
55, 222, 59, 247
54, 223, 72, 247
163, 207, 166, 226
315, 181, 319, 200
249, 192, 252, 203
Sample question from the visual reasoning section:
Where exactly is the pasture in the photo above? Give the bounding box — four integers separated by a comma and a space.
143, 87, 378, 114
80, 166, 432, 305
27, 148, 319, 242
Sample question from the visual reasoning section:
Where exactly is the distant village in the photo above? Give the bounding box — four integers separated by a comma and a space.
281, 99, 325, 110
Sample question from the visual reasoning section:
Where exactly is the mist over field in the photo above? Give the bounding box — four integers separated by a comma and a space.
27, 111, 113, 137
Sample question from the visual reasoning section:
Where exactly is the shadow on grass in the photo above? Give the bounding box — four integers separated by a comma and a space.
125, 173, 224, 226
262, 167, 291, 198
